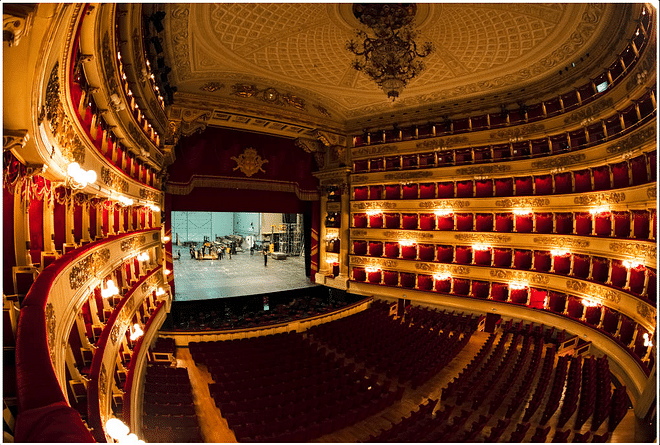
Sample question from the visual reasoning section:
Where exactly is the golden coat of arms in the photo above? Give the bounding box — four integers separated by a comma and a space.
231, 147, 268, 177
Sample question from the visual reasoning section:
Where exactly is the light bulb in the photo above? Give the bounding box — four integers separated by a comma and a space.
106, 418, 129, 440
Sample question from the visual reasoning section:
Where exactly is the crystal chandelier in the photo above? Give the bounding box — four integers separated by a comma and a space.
347, 3, 432, 100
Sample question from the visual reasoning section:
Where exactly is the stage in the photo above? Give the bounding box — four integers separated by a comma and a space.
172, 247, 315, 301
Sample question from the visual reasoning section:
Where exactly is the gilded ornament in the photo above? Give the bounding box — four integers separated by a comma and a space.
139, 188, 160, 203
381, 230, 433, 240
454, 233, 511, 244
532, 236, 590, 249
384, 171, 433, 181
351, 229, 368, 237
69, 249, 111, 290
531, 153, 586, 169
456, 165, 511, 175
231, 147, 268, 177
495, 198, 550, 207
415, 136, 468, 150
489, 123, 545, 140
352, 145, 398, 157
489, 269, 549, 285
313, 104, 331, 117
100, 167, 129, 194
45, 303, 56, 365
609, 241, 656, 260
352, 175, 369, 184
566, 279, 621, 304
606, 124, 656, 154
110, 324, 121, 345
415, 263, 470, 275
563, 98, 614, 125
120, 235, 146, 251
637, 302, 656, 324
351, 256, 397, 268
282, 93, 306, 111
418, 200, 470, 209
647, 187, 656, 199
99, 364, 107, 395
200, 82, 224, 92
352, 202, 396, 210
573, 192, 625, 205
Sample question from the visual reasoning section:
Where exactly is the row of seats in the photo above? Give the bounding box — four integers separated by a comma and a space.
352, 209, 656, 240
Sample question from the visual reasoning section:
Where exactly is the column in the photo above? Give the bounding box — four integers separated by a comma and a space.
318, 187, 329, 276
338, 180, 351, 279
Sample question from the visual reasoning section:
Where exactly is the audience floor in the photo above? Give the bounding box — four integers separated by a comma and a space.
172, 247, 315, 301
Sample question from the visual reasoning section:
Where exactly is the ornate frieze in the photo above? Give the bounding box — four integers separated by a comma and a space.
110, 323, 121, 345
418, 200, 470, 209
415, 263, 470, 275
531, 153, 586, 170
647, 187, 656, 199
565, 279, 621, 304
351, 229, 368, 237
352, 144, 398, 157
456, 165, 511, 175
200, 82, 224, 92
495, 198, 550, 207
609, 241, 656, 260
352, 175, 370, 184
637, 302, 656, 325
352, 202, 397, 210
415, 136, 469, 151
326, 201, 341, 212
139, 188, 160, 203
489, 123, 545, 140
489, 269, 550, 285
383, 171, 433, 181
120, 235, 146, 251
563, 98, 614, 125
454, 233, 512, 244
532, 236, 590, 249
69, 249, 111, 290
351, 257, 398, 268
230, 84, 306, 111
100, 167, 129, 194
573, 192, 625, 205
606, 124, 656, 154
383, 230, 434, 240
230, 147, 268, 177
45, 303, 56, 365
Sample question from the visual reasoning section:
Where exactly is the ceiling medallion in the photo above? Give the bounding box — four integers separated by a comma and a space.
200, 82, 224, 92
231, 147, 268, 177
347, 3, 432, 101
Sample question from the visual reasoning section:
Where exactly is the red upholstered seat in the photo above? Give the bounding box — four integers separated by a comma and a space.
575, 213, 592, 235
553, 254, 571, 275
368, 242, 383, 257
555, 213, 573, 234
400, 272, 415, 288
647, 269, 656, 301
572, 254, 590, 279
370, 158, 384, 171
402, 184, 418, 199
528, 288, 546, 309
514, 177, 533, 195
495, 214, 513, 232
535, 213, 553, 233
611, 162, 630, 188
632, 211, 650, 239
495, 178, 514, 196
510, 288, 528, 304
584, 306, 601, 326
554, 172, 573, 194
609, 260, 627, 288
401, 244, 417, 259
384, 242, 399, 258
491, 282, 508, 301
402, 214, 418, 230
453, 279, 470, 295
534, 175, 553, 195
629, 267, 646, 295
566, 296, 584, 319
533, 251, 551, 272
456, 214, 473, 231
437, 215, 454, 231
475, 180, 493, 197
353, 241, 367, 256
436, 182, 456, 200
352, 268, 366, 281
515, 215, 533, 232
471, 281, 490, 299
417, 274, 433, 290
591, 257, 609, 283
595, 214, 612, 236
385, 155, 401, 170
474, 249, 491, 265
548, 292, 566, 313
419, 183, 436, 199
367, 270, 382, 283
592, 166, 611, 191
493, 248, 512, 267
630, 155, 650, 185
456, 180, 473, 198
513, 250, 532, 270
369, 185, 383, 200
354, 160, 368, 173
613, 211, 631, 237
353, 214, 367, 228
419, 153, 436, 168
354, 187, 368, 200
435, 277, 451, 293
402, 154, 417, 169
419, 214, 435, 231
436, 245, 453, 263
384, 184, 400, 200
619, 316, 635, 345
418, 244, 435, 261
383, 270, 398, 286
455, 246, 472, 264
574, 169, 592, 192
384, 213, 400, 229
369, 213, 383, 228
475, 214, 493, 232
602, 309, 619, 335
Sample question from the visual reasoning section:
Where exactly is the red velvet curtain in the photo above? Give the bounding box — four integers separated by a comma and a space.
88, 204, 97, 239
310, 200, 319, 283
28, 197, 44, 264
101, 207, 109, 236
3, 185, 15, 294
53, 196, 66, 252
113, 207, 120, 233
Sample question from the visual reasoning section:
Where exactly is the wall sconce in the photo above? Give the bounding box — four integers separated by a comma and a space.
101, 280, 119, 299
434, 209, 453, 217
149, 204, 160, 212
366, 210, 382, 216
156, 287, 166, 296
509, 281, 529, 290
581, 298, 600, 307
129, 323, 144, 341
433, 273, 451, 281
136, 252, 150, 262
472, 244, 491, 251
643, 332, 653, 348
589, 205, 610, 216
365, 266, 381, 273
622, 259, 643, 270
66, 162, 97, 190
163, 269, 171, 276
115, 195, 134, 206
162, 236, 170, 243
105, 418, 144, 443
512, 208, 533, 216
399, 239, 415, 246
551, 249, 570, 257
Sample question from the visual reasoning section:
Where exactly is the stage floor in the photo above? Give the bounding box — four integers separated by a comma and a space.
171, 248, 315, 301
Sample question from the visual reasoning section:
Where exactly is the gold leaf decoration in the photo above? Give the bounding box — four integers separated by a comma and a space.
231, 147, 268, 177
69, 249, 111, 290
45, 303, 56, 365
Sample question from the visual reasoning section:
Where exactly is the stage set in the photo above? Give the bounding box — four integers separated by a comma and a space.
171, 247, 315, 301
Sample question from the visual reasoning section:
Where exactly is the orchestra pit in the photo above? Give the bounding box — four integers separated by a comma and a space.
3, 3, 656, 443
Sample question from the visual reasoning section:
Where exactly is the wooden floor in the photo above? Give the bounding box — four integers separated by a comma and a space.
174, 329, 637, 443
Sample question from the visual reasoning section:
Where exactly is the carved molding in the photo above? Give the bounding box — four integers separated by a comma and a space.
415, 262, 470, 275
120, 235, 146, 252
69, 249, 111, 290
352, 202, 397, 210
45, 303, 56, 365
456, 165, 511, 175
563, 98, 614, 125
573, 192, 626, 205
351, 229, 368, 237
383, 230, 434, 240
495, 198, 550, 207
418, 200, 471, 209
352, 144, 399, 157
100, 167, 129, 194
609, 241, 656, 260
566, 279, 621, 304
489, 123, 545, 140
606, 124, 656, 154
3, 4, 36, 47
454, 233, 512, 244
415, 136, 469, 151
532, 236, 590, 249
636, 302, 656, 326
531, 153, 586, 170
139, 188, 160, 203
351, 256, 398, 268
3, 129, 29, 152
489, 269, 550, 285
383, 171, 433, 181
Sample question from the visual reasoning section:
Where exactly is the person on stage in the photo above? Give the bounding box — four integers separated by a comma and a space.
263, 248, 268, 267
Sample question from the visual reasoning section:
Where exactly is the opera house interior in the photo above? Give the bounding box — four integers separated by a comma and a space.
2, 2, 658, 443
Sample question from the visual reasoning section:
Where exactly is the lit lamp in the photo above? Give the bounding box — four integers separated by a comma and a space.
116, 195, 134, 206
162, 235, 170, 242
643, 332, 653, 348
101, 280, 119, 299
136, 252, 150, 262
581, 299, 600, 307
156, 287, 166, 296
509, 281, 529, 290
550, 249, 570, 257
163, 268, 171, 276
512, 208, 533, 216
434, 209, 453, 217
622, 259, 643, 270
472, 244, 491, 251
589, 205, 610, 216
105, 418, 145, 443
129, 323, 143, 341
149, 204, 160, 212
66, 162, 97, 190
433, 273, 451, 281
